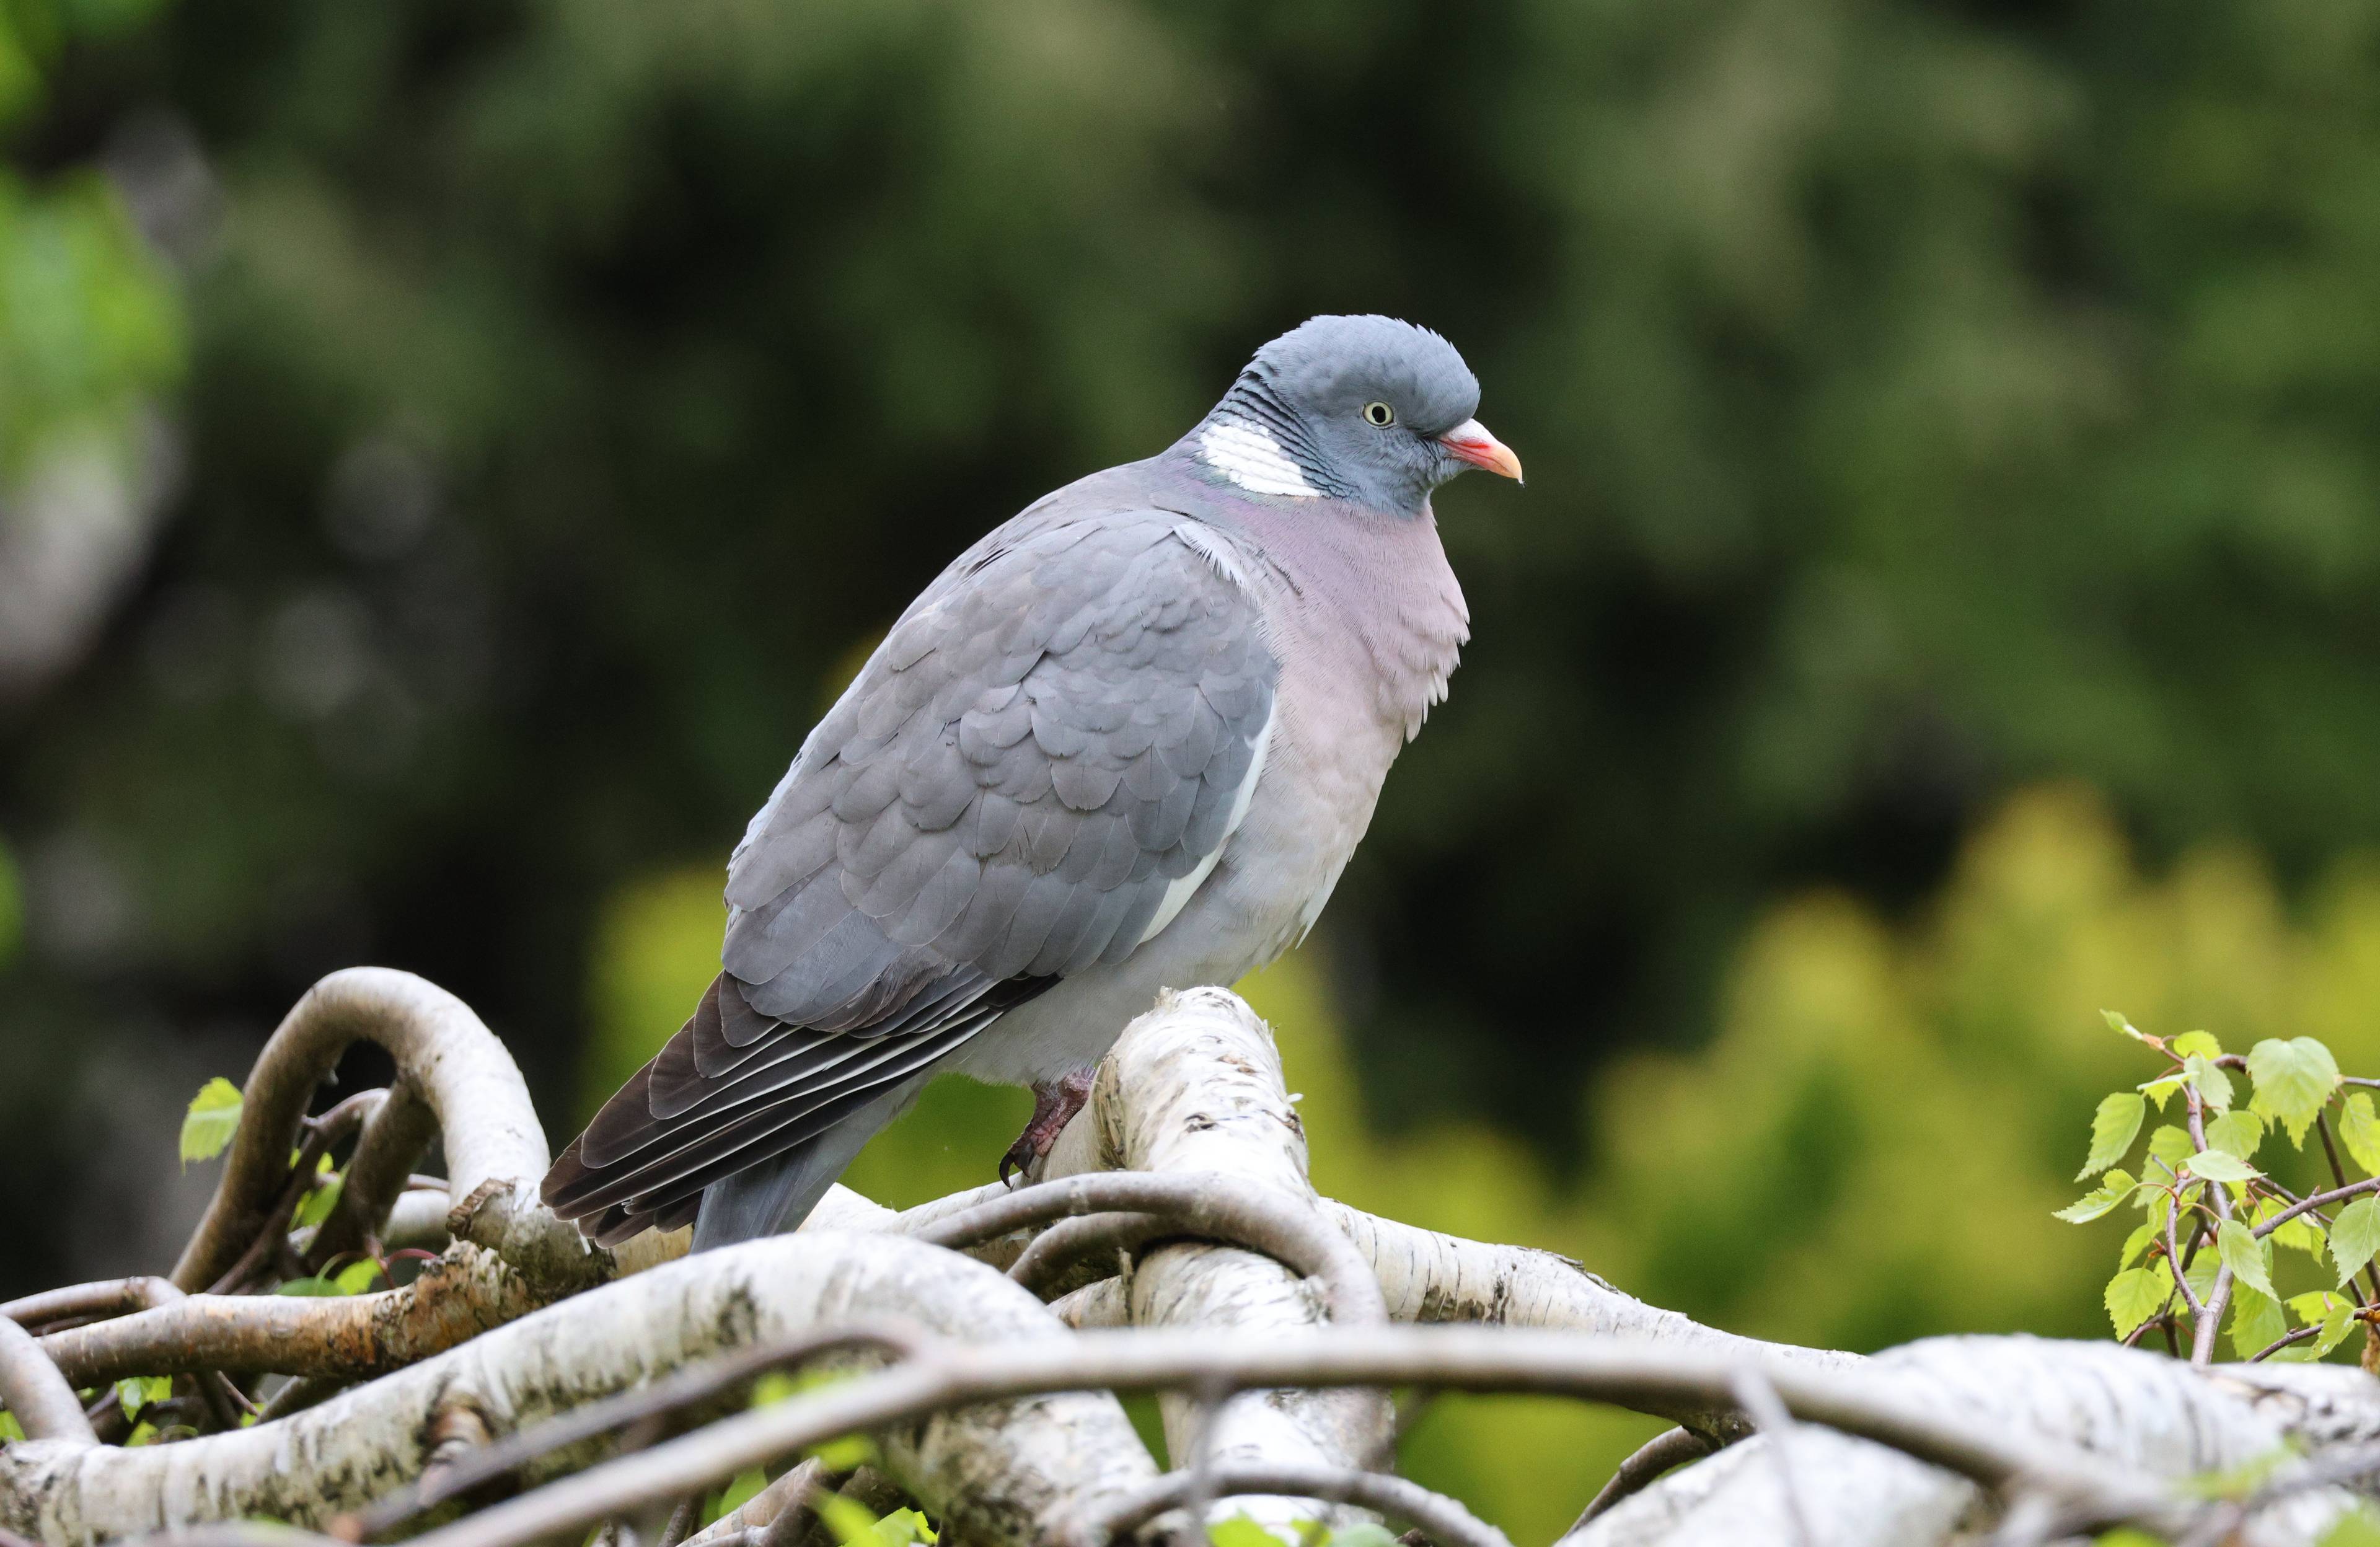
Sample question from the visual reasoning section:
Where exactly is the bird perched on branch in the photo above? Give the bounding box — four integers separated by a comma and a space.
544, 314, 1522, 1249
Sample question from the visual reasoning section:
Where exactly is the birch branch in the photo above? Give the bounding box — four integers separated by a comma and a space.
40, 1241, 554, 1386
1, 1233, 1154, 1547
170, 967, 593, 1295
0, 1317, 95, 1445
1028, 987, 1397, 1529
1076, 1463, 1513, 1547
383, 1323, 2184, 1547
1559, 1334, 2365, 1547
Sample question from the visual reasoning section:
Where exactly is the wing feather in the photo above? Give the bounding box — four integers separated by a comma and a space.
543, 509, 1279, 1240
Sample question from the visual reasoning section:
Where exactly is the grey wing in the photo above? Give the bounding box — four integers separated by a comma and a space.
541, 510, 1277, 1240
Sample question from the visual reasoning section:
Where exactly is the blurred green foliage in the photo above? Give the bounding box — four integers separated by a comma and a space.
9, 0, 2380, 1172
580, 783, 2380, 1540
0, 0, 182, 480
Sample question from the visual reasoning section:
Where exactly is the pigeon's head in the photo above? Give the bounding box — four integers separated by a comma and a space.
1194, 314, 1522, 514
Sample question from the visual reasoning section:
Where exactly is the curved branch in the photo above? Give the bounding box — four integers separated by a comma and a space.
1571, 1427, 1714, 1529
1076, 1463, 1513, 1547
2, 1233, 1157, 1547
0, 1316, 95, 1445
392, 1324, 2184, 1547
917, 1172, 1385, 1326
41, 1241, 550, 1386
348, 1322, 925, 1538
2, 1276, 183, 1333
310, 1085, 441, 1269
171, 967, 591, 1295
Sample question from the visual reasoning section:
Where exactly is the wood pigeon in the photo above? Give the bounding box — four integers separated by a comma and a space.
544, 314, 1523, 1248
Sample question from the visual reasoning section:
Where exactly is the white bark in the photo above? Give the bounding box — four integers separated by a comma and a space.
1031, 987, 1395, 1533
1564, 1336, 2365, 1547
0, 1233, 1155, 1546
16, 976, 2380, 1547
172, 967, 594, 1295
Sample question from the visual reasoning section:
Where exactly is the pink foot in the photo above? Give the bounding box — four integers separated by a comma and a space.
1000, 1067, 1095, 1186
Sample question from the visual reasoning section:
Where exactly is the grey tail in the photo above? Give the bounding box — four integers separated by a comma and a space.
689, 1073, 929, 1251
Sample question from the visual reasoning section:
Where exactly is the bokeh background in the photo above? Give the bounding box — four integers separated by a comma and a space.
7, 0, 2380, 1535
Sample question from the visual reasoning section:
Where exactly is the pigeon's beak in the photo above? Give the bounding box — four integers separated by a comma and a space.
1437, 420, 1524, 483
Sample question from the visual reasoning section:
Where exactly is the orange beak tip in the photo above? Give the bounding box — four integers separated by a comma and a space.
1439, 418, 1524, 483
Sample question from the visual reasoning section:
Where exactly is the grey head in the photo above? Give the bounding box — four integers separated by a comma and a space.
1184, 314, 1523, 516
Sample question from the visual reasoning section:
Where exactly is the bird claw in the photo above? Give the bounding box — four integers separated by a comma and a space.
997, 1068, 1095, 1189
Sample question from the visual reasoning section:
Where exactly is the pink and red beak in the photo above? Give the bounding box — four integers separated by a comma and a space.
1437, 419, 1523, 483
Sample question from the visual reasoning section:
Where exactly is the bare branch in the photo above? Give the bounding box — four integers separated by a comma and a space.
1075, 1463, 1513, 1547
1571, 1428, 1715, 1529
917, 1171, 1386, 1326
393, 1324, 2180, 1547
0, 1316, 95, 1444
2, 1233, 1157, 1547
346, 1322, 924, 1539
40, 1240, 552, 1386
171, 967, 592, 1295
2, 1276, 184, 1332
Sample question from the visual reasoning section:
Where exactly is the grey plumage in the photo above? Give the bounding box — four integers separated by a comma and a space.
543, 314, 1520, 1246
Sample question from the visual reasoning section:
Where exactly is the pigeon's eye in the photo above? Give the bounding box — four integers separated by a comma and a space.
1362, 402, 1395, 427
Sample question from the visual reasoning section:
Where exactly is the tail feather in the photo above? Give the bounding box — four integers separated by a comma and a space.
690, 1073, 928, 1250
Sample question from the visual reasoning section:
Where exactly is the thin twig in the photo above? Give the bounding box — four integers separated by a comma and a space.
1076, 1463, 1513, 1547
2311, 1114, 2380, 1308
2186, 1091, 2236, 1368
1571, 1427, 1714, 1529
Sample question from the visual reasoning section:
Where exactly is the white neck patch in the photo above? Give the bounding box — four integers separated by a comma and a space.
1199, 414, 1322, 498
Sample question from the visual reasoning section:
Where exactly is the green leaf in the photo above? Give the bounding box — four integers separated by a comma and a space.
2247, 1038, 2342, 1145
705, 1469, 767, 1526
2254, 1195, 2327, 1259
1205, 1519, 1283, 1547
2173, 1030, 2224, 1060
2290, 1290, 2350, 1326
2219, 1218, 2277, 1300
115, 1375, 171, 1419
180, 1078, 243, 1166
2105, 1263, 2174, 1339
1323, 1530, 1400, 1547
815, 1493, 884, 1547
331, 1258, 382, 1295
809, 1432, 876, 1473
294, 1173, 343, 1232
2078, 1092, 2146, 1180
2334, 1196, 2380, 1289
2183, 1148, 2259, 1183
2055, 1168, 2138, 1223
2184, 1054, 2233, 1113
2185, 1251, 2222, 1305
275, 1276, 340, 1297
0, 1408, 23, 1442
2314, 1302, 2359, 1360
2148, 1124, 2195, 1174
125, 1419, 158, 1447
2120, 1219, 2160, 1268
2140, 1074, 2186, 1111
2343, 1093, 2380, 1176
2103, 1009, 2147, 1041
2230, 1282, 2287, 1359
2204, 1110, 2265, 1160
873, 1510, 937, 1547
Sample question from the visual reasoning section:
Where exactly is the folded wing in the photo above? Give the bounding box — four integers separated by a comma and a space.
542, 510, 1278, 1241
